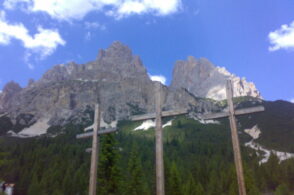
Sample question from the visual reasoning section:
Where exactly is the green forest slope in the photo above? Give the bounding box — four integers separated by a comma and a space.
0, 115, 293, 195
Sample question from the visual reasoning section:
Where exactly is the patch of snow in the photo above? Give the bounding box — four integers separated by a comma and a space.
134, 120, 155, 131
195, 117, 220, 125
190, 115, 220, 125
275, 151, 294, 161
84, 119, 117, 132
201, 119, 220, 124
162, 120, 173, 128
133, 120, 173, 131
7, 130, 17, 136
7, 130, 33, 138
84, 123, 94, 131
0, 113, 7, 118
244, 125, 261, 139
245, 140, 294, 165
17, 118, 50, 138
100, 119, 117, 129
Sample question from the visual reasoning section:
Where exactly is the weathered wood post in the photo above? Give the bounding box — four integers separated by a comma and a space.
155, 82, 165, 195
202, 79, 265, 195
76, 104, 117, 195
89, 104, 100, 195
130, 82, 188, 195
226, 80, 247, 195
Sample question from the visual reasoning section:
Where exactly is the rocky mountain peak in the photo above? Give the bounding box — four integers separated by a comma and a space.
0, 81, 22, 111
170, 56, 261, 100
97, 41, 133, 64
39, 41, 148, 84
2, 81, 22, 94
94, 41, 148, 80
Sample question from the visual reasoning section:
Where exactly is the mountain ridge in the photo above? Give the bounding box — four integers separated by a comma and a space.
0, 41, 261, 135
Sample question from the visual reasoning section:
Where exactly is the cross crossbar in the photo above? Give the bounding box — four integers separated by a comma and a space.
202, 106, 264, 120
130, 109, 188, 121
76, 127, 117, 139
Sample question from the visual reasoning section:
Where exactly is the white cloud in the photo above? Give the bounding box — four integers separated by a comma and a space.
85, 21, 106, 30
269, 21, 294, 51
3, 0, 30, 10
149, 74, 166, 85
0, 11, 65, 58
3, 0, 182, 21
290, 98, 294, 103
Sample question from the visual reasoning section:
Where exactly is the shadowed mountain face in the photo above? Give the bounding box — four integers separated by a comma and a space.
0, 42, 218, 131
170, 56, 261, 100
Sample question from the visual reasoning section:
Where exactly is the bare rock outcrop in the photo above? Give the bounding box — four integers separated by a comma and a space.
170, 56, 261, 100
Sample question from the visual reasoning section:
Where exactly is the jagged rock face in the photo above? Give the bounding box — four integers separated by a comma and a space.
0, 42, 213, 129
1, 42, 156, 125
170, 56, 261, 100
0, 81, 22, 112
40, 41, 149, 84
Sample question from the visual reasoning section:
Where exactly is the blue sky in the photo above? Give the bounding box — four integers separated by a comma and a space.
0, 0, 293, 102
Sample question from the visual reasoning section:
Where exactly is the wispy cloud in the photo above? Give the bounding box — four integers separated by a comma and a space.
84, 31, 91, 41
24, 52, 35, 69
149, 74, 166, 85
268, 21, 294, 51
0, 11, 65, 58
3, 0, 182, 21
85, 21, 106, 31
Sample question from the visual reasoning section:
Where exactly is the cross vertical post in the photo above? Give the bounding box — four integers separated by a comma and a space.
202, 80, 264, 195
130, 82, 188, 195
155, 82, 165, 195
226, 80, 247, 195
89, 104, 100, 195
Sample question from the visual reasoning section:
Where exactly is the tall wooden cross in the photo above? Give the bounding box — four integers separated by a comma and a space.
130, 82, 188, 195
202, 80, 265, 195
76, 104, 117, 195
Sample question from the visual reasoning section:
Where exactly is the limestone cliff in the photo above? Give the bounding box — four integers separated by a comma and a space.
170, 56, 261, 100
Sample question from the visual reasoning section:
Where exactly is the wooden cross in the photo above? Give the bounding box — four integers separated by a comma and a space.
76, 104, 117, 195
202, 80, 265, 195
130, 82, 188, 195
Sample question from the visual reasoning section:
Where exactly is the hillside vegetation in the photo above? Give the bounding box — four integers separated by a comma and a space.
0, 115, 293, 195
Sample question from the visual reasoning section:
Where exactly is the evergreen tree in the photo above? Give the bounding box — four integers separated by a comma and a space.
274, 184, 291, 195
62, 166, 75, 195
167, 162, 182, 195
125, 144, 149, 195
264, 153, 280, 190
28, 173, 42, 195
207, 170, 222, 195
244, 165, 260, 195
97, 134, 122, 195
183, 174, 204, 195
228, 182, 238, 195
